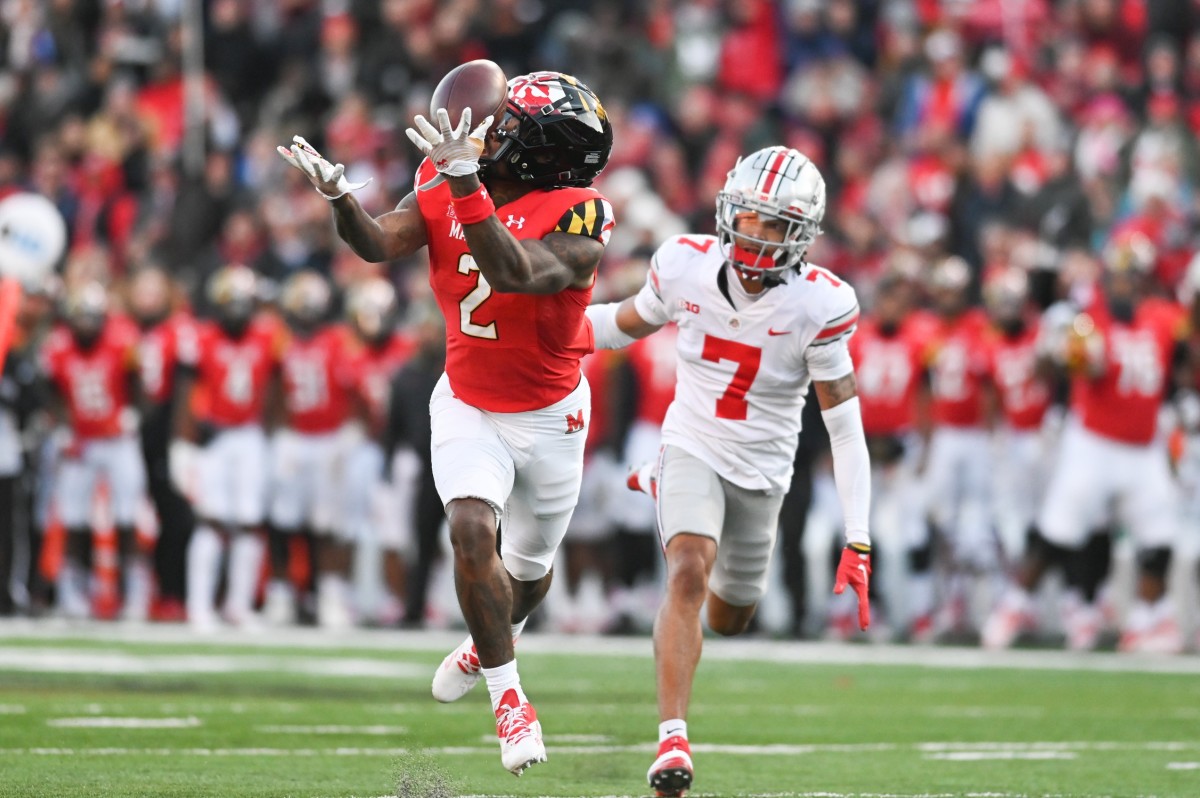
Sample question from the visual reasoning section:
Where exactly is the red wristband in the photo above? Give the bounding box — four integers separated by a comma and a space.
450, 184, 495, 225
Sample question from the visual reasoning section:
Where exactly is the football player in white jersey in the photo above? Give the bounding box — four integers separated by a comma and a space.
586, 146, 872, 798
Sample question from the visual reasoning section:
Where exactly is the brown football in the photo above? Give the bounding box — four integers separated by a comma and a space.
430, 59, 508, 135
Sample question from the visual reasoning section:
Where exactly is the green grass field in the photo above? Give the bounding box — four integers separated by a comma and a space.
1, 624, 1199, 798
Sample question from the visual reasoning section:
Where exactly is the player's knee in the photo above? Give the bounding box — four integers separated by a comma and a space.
665, 547, 711, 606
1136, 547, 1172, 581
1027, 527, 1072, 570
447, 504, 497, 568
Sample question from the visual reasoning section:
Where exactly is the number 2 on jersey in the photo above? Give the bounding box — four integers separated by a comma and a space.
701, 335, 762, 420
457, 255, 497, 340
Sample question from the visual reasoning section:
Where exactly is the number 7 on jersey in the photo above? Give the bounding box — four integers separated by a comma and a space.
701, 334, 762, 420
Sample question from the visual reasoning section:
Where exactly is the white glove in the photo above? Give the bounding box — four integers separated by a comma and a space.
277, 135, 371, 200
168, 438, 199, 499
405, 107, 494, 177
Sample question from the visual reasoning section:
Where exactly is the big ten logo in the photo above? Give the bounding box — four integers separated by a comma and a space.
677, 299, 700, 315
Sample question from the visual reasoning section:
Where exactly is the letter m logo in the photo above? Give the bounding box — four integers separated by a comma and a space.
565, 409, 585, 434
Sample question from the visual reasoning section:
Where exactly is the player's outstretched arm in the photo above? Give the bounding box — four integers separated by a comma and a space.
330, 191, 428, 264
586, 297, 662, 350
278, 135, 427, 262
814, 373, 873, 630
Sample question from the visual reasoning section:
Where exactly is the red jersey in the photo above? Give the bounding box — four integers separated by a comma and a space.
987, 321, 1051, 431
925, 309, 992, 428
850, 314, 927, 436
190, 316, 285, 427
42, 315, 139, 439
280, 324, 358, 434
1071, 296, 1183, 445
414, 158, 615, 412
626, 324, 678, 426
351, 332, 416, 435
138, 313, 199, 405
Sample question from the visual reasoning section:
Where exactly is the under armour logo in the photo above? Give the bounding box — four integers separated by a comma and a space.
505, 215, 526, 229
436, 157, 449, 169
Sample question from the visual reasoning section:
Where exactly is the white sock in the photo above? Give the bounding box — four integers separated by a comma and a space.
187, 524, 223, 622
123, 557, 152, 618
57, 557, 89, 616
482, 659, 523, 710
224, 532, 264, 621
659, 719, 687, 742
511, 618, 527, 640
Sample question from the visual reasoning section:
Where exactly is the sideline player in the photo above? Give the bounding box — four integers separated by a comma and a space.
585, 146, 871, 797
42, 282, 148, 619
985, 239, 1185, 652
280, 71, 614, 774
173, 265, 283, 631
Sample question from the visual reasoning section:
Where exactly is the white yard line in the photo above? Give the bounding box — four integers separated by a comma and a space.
1166, 761, 1200, 769
255, 725, 408, 735
47, 716, 201, 729
0, 648, 423, 678
3, 618, 1199, 674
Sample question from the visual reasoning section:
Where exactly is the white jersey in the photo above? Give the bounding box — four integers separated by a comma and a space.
634, 234, 858, 492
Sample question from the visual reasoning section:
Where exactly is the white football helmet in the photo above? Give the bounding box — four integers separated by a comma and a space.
715, 145, 826, 282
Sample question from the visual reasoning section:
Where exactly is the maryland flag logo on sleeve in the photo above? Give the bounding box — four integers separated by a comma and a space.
554, 198, 616, 245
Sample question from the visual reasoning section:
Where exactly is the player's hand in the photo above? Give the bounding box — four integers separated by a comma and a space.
277, 135, 371, 200
406, 107, 494, 177
833, 544, 871, 630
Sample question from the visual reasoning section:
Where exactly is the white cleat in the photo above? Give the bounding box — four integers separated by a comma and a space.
431, 636, 484, 703
494, 688, 546, 775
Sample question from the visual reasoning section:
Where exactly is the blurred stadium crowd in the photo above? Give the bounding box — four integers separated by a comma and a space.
2, 0, 1200, 651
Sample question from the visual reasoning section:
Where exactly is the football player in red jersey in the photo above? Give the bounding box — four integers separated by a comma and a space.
918, 256, 996, 638
846, 270, 932, 639
976, 268, 1055, 649
129, 266, 197, 622
173, 265, 284, 631
341, 277, 415, 626
41, 282, 148, 619
281, 71, 614, 774
262, 271, 360, 628
987, 241, 1187, 653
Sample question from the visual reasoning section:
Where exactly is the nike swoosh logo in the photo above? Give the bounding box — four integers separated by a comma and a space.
768, 328, 791, 336
665, 728, 684, 736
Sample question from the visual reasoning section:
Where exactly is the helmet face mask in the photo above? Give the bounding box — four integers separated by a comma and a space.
207, 265, 258, 336
479, 72, 612, 188
64, 282, 109, 343
281, 271, 331, 335
346, 277, 397, 344
716, 147, 825, 284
